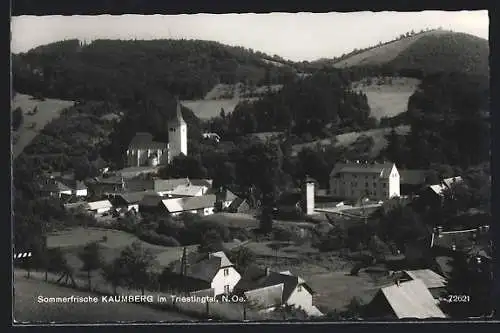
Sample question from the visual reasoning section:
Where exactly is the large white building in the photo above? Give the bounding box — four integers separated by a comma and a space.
329, 161, 400, 200
126, 99, 188, 167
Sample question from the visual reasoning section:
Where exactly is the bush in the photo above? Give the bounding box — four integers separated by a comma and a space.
272, 225, 294, 242
137, 229, 181, 247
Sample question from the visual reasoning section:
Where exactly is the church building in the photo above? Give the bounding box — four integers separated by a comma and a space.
126, 99, 188, 167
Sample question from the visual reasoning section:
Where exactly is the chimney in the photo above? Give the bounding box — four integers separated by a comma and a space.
395, 279, 401, 287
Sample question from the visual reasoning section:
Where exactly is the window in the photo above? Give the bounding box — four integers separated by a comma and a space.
353, 175, 357, 179
373, 183, 377, 188
224, 285, 230, 294
224, 268, 229, 276
382, 183, 387, 188
365, 182, 369, 187
297, 285, 302, 292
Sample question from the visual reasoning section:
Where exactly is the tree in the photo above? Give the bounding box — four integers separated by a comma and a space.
12, 107, 23, 131
228, 246, 256, 271
102, 259, 126, 295
259, 205, 274, 234
198, 229, 224, 253
78, 241, 103, 291
116, 241, 156, 295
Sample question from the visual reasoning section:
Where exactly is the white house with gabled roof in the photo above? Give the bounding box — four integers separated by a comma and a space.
329, 161, 400, 200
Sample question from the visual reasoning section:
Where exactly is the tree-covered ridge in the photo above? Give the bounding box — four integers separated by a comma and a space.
314, 30, 488, 77
12, 38, 301, 102
206, 69, 374, 141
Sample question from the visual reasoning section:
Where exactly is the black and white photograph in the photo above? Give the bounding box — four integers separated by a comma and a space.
11, 10, 493, 324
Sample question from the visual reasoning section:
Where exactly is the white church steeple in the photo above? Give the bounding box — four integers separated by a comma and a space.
167, 97, 188, 163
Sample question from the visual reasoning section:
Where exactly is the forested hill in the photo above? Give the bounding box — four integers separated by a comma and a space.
12, 38, 301, 102
313, 30, 489, 77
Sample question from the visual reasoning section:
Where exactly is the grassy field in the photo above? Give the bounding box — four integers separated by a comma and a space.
11, 93, 75, 158
332, 30, 451, 68
352, 77, 421, 120
291, 125, 410, 157
13, 270, 193, 323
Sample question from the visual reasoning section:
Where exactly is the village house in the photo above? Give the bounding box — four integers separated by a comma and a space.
86, 175, 125, 198
398, 269, 447, 299
329, 161, 400, 201
38, 179, 73, 198
110, 191, 157, 213
161, 195, 217, 216
126, 99, 187, 167
38, 173, 88, 198
418, 176, 464, 210
164, 251, 241, 296
233, 266, 323, 317
364, 279, 446, 319
227, 197, 251, 213
170, 184, 209, 197
214, 188, 238, 210
86, 199, 113, 215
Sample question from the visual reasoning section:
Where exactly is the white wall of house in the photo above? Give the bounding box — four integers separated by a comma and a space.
59, 190, 72, 197
75, 189, 88, 197
95, 207, 111, 214
285, 284, 313, 310
210, 266, 241, 296
127, 204, 139, 212
329, 167, 400, 201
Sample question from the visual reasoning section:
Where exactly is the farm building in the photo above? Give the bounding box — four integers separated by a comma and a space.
364, 279, 446, 319
329, 161, 400, 201
163, 251, 241, 296
233, 266, 322, 317
161, 195, 217, 216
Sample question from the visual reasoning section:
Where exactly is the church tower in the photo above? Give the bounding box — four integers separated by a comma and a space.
168, 98, 188, 163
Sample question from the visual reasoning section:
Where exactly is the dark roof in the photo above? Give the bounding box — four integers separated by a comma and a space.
399, 170, 427, 185
39, 180, 72, 193
234, 266, 312, 304
181, 194, 217, 211
330, 162, 395, 178
171, 251, 233, 283
228, 197, 248, 211
154, 178, 190, 192
117, 191, 152, 204
125, 179, 154, 192
216, 189, 238, 202
189, 179, 213, 187
139, 194, 164, 207
128, 132, 167, 149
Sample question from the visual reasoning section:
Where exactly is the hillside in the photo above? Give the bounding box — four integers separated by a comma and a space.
351, 77, 421, 120
12, 39, 300, 104
331, 30, 489, 76
11, 94, 75, 158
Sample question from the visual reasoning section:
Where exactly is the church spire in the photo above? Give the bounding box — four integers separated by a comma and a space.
175, 95, 185, 124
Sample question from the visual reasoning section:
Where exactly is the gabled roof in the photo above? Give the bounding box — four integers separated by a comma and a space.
116, 191, 154, 204
403, 269, 447, 289
128, 132, 167, 150
181, 194, 217, 211
161, 194, 217, 213
161, 198, 185, 213
217, 189, 238, 202
87, 200, 113, 210
39, 180, 72, 193
330, 162, 395, 178
209, 251, 232, 268
125, 178, 154, 192
235, 266, 313, 304
244, 283, 285, 309
170, 251, 234, 283
228, 197, 248, 211
378, 279, 446, 319
442, 176, 463, 188
399, 170, 427, 185
171, 184, 207, 197
139, 193, 164, 207
189, 179, 213, 187
154, 178, 190, 192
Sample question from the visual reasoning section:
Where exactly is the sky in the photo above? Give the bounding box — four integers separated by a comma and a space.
11, 11, 489, 62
